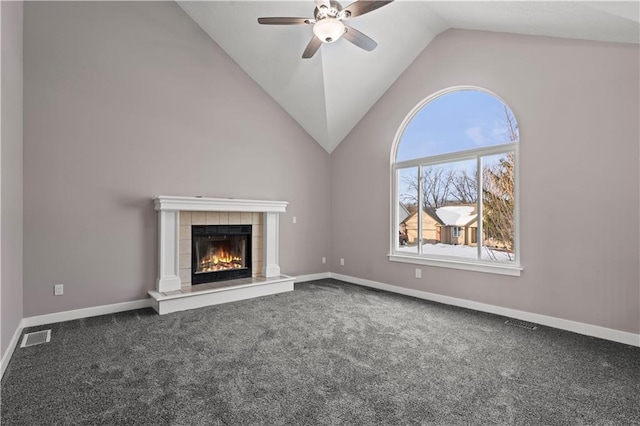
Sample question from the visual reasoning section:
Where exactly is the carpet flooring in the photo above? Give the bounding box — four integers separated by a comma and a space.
2, 279, 639, 425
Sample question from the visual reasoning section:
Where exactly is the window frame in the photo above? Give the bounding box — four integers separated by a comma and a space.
389, 86, 522, 276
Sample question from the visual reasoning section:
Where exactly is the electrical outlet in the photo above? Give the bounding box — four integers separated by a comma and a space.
340, 258, 345, 266
293, 216, 297, 224
415, 268, 422, 279
322, 257, 326, 264
54, 284, 64, 296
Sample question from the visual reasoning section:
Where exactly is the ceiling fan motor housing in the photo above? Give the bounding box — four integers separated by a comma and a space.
314, 0, 345, 20
314, 1, 348, 43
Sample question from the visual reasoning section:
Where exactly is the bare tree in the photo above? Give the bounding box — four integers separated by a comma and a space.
481, 107, 518, 255
401, 166, 457, 209
451, 168, 478, 204
422, 167, 455, 208
504, 105, 519, 142
482, 152, 515, 252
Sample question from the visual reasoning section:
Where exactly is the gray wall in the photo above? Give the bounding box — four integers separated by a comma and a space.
1, 1, 24, 357
23, 2, 331, 317
330, 29, 640, 334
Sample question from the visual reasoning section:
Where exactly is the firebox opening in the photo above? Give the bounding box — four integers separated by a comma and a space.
192, 225, 252, 284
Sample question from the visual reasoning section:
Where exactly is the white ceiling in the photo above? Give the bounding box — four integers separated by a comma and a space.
177, 1, 639, 153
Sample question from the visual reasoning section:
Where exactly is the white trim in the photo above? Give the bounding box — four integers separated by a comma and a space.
1, 322, 24, 380
157, 209, 181, 292
513, 144, 521, 265
262, 212, 281, 278
330, 273, 640, 347
294, 272, 331, 283
395, 143, 518, 170
153, 196, 288, 213
21, 299, 152, 328
388, 253, 522, 276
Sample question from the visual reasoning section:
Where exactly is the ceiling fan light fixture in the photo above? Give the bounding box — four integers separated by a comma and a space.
313, 18, 345, 43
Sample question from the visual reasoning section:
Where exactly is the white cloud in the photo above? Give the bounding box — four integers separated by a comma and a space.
465, 126, 487, 146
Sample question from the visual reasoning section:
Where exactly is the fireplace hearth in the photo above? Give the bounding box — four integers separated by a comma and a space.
192, 225, 252, 284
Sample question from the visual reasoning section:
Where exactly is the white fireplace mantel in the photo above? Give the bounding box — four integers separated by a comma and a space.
153, 196, 288, 213
153, 195, 289, 295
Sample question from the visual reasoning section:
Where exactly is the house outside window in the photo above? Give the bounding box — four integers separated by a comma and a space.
389, 87, 522, 276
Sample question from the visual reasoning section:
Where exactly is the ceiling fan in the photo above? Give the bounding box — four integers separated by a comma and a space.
257, 0, 394, 59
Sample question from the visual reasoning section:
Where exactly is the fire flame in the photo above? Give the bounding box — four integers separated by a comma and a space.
199, 246, 243, 272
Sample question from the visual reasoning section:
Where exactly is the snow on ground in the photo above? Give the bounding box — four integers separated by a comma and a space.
398, 243, 514, 262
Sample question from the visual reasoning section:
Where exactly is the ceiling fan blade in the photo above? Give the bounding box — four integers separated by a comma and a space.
343, 25, 378, 51
314, 0, 331, 10
302, 36, 323, 59
342, 1, 394, 19
257, 17, 313, 25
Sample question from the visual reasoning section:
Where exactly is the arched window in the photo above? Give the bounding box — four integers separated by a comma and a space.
390, 87, 521, 275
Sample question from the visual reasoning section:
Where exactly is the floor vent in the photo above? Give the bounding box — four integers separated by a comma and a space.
504, 319, 538, 330
20, 330, 51, 348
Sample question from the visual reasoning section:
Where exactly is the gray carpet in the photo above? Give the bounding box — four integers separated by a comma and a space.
2, 279, 639, 425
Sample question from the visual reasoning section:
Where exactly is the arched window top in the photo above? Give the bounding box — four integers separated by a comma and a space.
396, 88, 519, 163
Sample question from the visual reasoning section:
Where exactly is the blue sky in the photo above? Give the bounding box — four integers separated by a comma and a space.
396, 90, 518, 162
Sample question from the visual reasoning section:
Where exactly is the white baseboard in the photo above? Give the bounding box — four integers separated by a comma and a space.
21, 299, 153, 328
1, 323, 24, 380
294, 272, 331, 283
330, 273, 640, 347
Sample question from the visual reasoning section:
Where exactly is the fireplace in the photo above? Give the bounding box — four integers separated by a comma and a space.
151, 196, 294, 315
192, 225, 252, 284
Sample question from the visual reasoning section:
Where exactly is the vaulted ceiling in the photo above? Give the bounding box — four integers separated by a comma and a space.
177, 1, 639, 153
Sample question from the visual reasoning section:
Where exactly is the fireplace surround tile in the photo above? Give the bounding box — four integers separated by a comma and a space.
219, 212, 229, 224
228, 212, 241, 224
179, 225, 190, 240
179, 254, 191, 269
241, 212, 253, 224
205, 211, 220, 225
180, 211, 191, 225
252, 235, 263, 249
192, 211, 206, 225
179, 239, 191, 254
179, 268, 191, 284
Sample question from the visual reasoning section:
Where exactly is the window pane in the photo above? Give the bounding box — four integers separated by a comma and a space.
397, 167, 418, 254
419, 160, 478, 260
397, 90, 519, 162
481, 153, 516, 262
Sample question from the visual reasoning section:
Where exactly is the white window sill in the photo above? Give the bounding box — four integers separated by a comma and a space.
388, 253, 522, 276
